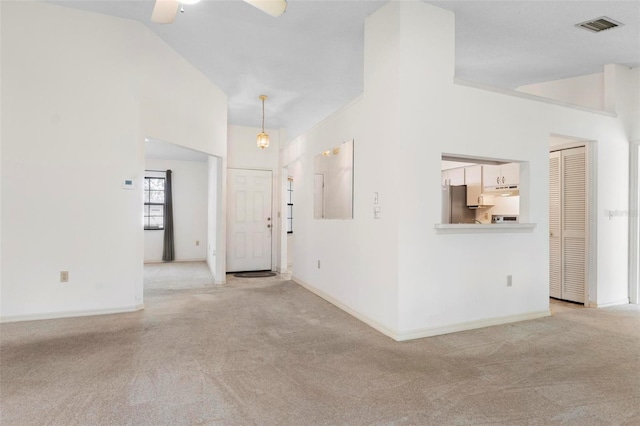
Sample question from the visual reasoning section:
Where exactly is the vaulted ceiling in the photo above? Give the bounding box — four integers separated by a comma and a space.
51, 0, 640, 140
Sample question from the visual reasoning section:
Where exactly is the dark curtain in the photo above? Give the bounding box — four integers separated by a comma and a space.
162, 170, 175, 261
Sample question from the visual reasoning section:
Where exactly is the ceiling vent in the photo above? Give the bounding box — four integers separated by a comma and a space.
576, 17, 623, 33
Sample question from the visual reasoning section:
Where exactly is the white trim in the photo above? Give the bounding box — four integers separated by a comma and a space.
586, 141, 597, 306
588, 298, 629, 309
292, 276, 399, 340
454, 78, 617, 118
434, 223, 537, 233
226, 168, 274, 272
0, 304, 145, 323
548, 140, 595, 306
143, 258, 207, 264
395, 310, 551, 341
549, 140, 586, 152
629, 140, 639, 304
293, 276, 551, 341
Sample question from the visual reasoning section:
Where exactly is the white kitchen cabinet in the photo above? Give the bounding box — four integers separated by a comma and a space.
465, 165, 495, 207
482, 165, 501, 188
465, 165, 482, 206
441, 168, 465, 186
501, 163, 520, 186
483, 163, 519, 190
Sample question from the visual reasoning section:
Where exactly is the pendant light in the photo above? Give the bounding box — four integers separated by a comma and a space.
257, 95, 270, 150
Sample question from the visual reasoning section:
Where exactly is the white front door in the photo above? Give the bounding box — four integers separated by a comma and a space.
227, 169, 272, 272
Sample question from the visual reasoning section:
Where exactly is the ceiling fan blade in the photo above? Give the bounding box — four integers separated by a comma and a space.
151, 0, 180, 24
244, 0, 287, 18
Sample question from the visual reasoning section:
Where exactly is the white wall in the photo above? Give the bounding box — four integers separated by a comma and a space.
143, 160, 208, 262
207, 156, 226, 284
1, 2, 227, 320
227, 125, 281, 170
282, 1, 637, 339
517, 72, 605, 111
606, 65, 640, 140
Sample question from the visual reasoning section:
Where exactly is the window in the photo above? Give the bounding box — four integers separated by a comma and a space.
286, 178, 293, 233
144, 177, 165, 230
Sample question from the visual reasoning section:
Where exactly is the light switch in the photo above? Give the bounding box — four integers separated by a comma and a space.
374, 206, 381, 219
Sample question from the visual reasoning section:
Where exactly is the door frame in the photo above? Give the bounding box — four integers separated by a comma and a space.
277, 167, 291, 274
226, 167, 274, 272
630, 140, 640, 304
549, 135, 595, 306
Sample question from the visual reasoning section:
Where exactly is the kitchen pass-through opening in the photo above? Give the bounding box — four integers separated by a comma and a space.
440, 155, 523, 225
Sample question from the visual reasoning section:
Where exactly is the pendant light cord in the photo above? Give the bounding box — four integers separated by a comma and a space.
262, 97, 265, 132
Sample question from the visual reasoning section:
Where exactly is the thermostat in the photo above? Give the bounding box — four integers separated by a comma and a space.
122, 179, 135, 189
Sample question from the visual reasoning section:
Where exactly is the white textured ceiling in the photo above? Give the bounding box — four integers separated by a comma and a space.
51, 0, 640, 140
429, 0, 640, 88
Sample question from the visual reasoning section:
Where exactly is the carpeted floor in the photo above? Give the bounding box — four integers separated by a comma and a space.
1, 262, 639, 425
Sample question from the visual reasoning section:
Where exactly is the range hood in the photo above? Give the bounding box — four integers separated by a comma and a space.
485, 184, 519, 197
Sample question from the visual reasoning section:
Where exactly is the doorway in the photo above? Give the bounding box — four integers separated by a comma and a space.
226, 168, 273, 272
549, 140, 589, 304
143, 137, 224, 295
286, 176, 294, 272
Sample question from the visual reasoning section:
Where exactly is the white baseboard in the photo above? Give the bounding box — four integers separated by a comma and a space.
144, 258, 207, 264
395, 310, 551, 341
0, 304, 145, 323
589, 298, 629, 308
292, 276, 399, 340
292, 276, 551, 341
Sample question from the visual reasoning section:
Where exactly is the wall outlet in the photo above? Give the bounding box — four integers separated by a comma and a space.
484, 212, 489, 220
507, 275, 512, 287
317, 260, 321, 269
195, 240, 200, 246
60, 271, 69, 283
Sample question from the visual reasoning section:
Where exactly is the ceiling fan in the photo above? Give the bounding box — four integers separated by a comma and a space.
151, 0, 287, 24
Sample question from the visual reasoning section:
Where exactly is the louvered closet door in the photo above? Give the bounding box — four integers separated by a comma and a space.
561, 147, 586, 303
549, 151, 562, 298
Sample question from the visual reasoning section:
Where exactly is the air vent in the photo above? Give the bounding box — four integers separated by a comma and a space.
576, 16, 623, 33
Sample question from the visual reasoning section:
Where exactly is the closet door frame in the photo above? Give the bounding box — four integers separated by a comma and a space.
550, 137, 594, 306
630, 140, 640, 305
